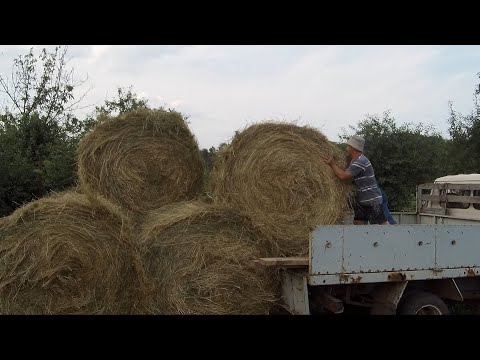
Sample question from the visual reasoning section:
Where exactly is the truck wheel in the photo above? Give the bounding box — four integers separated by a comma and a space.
397, 291, 450, 315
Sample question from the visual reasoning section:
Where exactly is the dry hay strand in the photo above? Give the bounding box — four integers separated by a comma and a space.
0, 191, 147, 314
139, 201, 280, 315
210, 121, 352, 256
77, 108, 205, 216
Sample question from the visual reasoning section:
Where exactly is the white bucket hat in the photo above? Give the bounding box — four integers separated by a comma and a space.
346, 135, 365, 152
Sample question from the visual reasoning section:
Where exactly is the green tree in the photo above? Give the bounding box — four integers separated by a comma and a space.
0, 114, 37, 213
447, 73, 480, 174
95, 86, 149, 116
200, 146, 217, 172
0, 46, 89, 216
78, 86, 151, 135
81, 85, 192, 134
341, 111, 449, 211
0, 46, 90, 124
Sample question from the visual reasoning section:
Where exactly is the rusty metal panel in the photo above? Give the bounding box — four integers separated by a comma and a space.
308, 267, 480, 285
436, 225, 480, 269
310, 225, 436, 279
310, 226, 343, 276
308, 225, 480, 286
342, 225, 435, 273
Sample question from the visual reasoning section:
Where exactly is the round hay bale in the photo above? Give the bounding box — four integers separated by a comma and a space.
210, 122, 351, 256
139, 201, 280, 315
0, 191, 147, 314
77, 108, 205, 216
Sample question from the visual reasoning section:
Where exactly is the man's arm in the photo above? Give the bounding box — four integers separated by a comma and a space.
323, 157, 353, 181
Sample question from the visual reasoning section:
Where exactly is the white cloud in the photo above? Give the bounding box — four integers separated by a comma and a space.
170, 99, 183, 107
137, 91, 148, 99
86, 45, 113, 65
1, 45, 479, 148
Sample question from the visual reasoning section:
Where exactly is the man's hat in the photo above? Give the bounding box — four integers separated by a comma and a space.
346, 135, 365, 152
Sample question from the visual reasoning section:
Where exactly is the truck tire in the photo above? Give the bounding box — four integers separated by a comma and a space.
397, 291, 450, 315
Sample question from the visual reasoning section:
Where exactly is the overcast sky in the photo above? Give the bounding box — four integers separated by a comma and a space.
0, 45, 479, 149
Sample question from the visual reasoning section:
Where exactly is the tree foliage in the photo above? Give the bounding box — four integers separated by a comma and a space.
447, 73, 480, 174
0, 46, 90, 123
95, 86, 149, 116
0, 47, 93, 216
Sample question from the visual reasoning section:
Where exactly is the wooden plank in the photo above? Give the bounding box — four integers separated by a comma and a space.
255, 257, 309, 268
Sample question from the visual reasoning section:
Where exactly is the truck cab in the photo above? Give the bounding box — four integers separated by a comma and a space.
424, 173, 480, 220
394, 173, 480, 225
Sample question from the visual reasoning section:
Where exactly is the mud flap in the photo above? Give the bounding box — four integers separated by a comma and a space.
370, 281, 408, 315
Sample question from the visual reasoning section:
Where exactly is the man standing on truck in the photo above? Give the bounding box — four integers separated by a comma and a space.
323, 135, 389, 225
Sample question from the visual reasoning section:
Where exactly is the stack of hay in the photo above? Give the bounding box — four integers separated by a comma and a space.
77, 109, 279, 314
138, 202, 279, 315
0, 107, 351, 314
0, 192, 147, 314
77, 109, 205, 219
210, 122, 351, 257
0, 108, 205, 314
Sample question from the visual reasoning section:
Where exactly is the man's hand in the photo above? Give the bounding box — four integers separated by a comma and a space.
322, 156, 334, 165
323, 155, 352, 181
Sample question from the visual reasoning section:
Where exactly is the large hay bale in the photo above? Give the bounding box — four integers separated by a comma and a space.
0, 191, 146, 314
210, 122, 351, 256
77, 108, 205, 216
139, 201, 280, 315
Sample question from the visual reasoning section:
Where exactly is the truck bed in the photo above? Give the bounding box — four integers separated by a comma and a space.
307, 224, 480, 286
